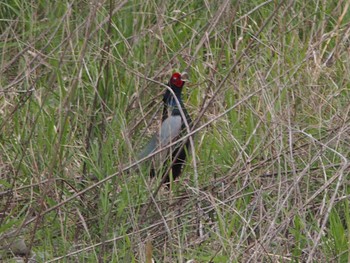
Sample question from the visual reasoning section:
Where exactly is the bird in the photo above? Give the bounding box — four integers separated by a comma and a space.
138, 72, 192, 184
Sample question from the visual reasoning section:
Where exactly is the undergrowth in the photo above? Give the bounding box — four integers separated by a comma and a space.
1, 0, 350, 262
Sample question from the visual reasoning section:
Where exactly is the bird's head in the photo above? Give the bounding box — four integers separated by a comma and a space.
169, 72, 186, 89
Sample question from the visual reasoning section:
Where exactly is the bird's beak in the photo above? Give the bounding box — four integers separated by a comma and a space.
181, 71, 189, 82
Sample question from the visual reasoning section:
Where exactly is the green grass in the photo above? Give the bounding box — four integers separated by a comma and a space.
1, 0, 350, 262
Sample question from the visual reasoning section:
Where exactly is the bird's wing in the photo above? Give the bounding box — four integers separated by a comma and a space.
159, 115, 182, 147
138, 116, 182, 160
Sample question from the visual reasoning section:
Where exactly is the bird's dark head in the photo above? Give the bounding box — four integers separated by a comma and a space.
169, 72, 185, 89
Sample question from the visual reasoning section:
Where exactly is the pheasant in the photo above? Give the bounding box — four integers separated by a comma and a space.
139, 72, 192, 183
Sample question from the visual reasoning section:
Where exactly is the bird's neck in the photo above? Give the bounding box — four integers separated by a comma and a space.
162, 87, 191, 125
162, 88, 186, 122
163, 89, 183, 108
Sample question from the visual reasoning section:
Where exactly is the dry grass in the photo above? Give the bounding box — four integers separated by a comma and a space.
1, 0, 350, 262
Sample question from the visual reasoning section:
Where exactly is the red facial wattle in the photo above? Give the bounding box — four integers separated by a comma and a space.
170, 72, 184, 88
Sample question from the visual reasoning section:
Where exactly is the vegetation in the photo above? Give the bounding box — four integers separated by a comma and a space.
1, 0, 350, 262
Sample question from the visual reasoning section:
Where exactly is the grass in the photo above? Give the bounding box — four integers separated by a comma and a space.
1, 0, 350, 262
